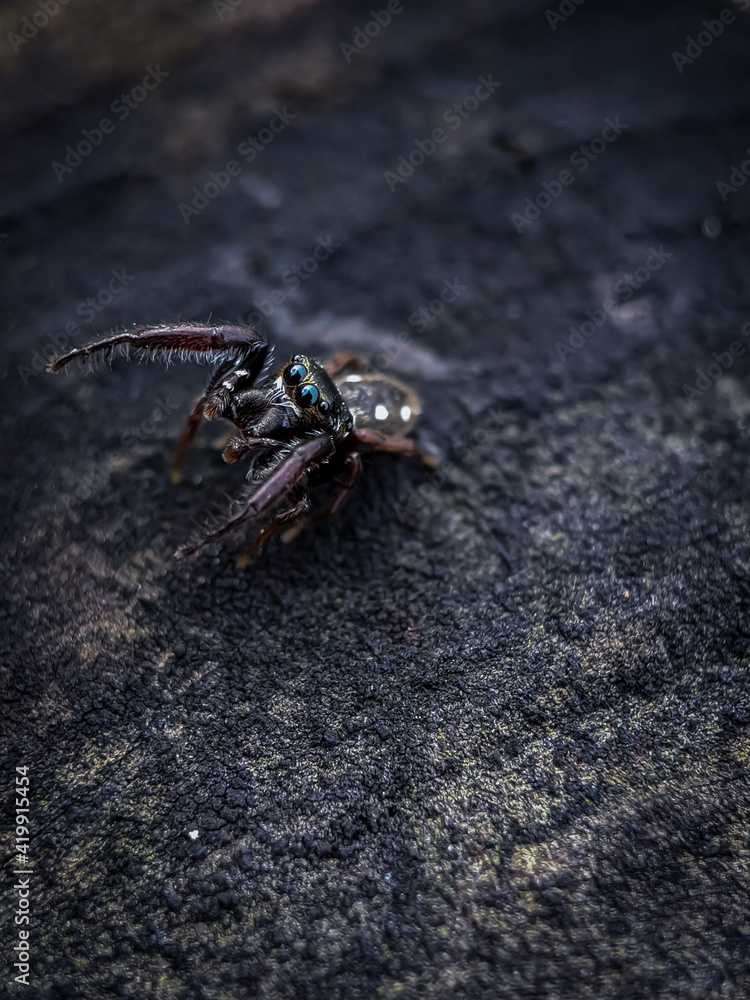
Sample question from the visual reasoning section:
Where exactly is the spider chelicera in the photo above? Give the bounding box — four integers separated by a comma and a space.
48, 323, 436, 565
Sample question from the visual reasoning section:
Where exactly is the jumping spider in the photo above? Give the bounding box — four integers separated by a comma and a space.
48, 323, 436, 565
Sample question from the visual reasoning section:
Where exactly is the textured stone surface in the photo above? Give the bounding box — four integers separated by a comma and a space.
1, 1, 750, 997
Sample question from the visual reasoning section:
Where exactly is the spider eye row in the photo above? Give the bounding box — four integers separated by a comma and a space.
284, 360, 330, 413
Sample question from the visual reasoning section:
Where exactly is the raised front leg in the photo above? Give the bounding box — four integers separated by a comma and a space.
47, 323, 269, 377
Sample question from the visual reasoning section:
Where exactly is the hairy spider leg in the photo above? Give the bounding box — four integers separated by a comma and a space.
237, 493, 311, 568
222, 434, 281, 464
171, 397, 207, 484
351, 427, 438, 467
283, 452, 363, 543
47, 322, 269, 374
177, 434, 335, 558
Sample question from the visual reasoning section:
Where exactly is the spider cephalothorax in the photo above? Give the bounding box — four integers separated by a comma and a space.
48, 323, 435, 565
272, 355, 354, 440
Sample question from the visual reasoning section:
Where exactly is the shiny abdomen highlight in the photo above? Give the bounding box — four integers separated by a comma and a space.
335, 372, 421, 438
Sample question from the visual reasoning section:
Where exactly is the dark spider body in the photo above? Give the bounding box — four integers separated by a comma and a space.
48, 323, 435, 565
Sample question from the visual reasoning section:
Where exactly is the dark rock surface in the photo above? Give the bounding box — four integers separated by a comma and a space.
1, 1, 750, 997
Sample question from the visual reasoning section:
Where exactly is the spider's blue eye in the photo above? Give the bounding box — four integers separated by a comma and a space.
285, 363, 307, 386
297, 383, 319, 408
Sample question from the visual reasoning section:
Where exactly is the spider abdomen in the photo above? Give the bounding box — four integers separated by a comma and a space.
335, 372, 421, 438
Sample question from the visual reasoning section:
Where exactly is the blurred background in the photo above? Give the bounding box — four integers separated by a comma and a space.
2, 0, 748, 396
2, 1, 750, 998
